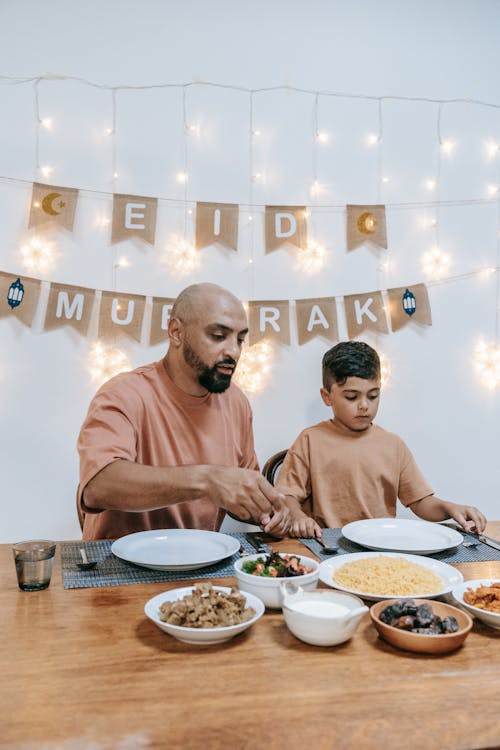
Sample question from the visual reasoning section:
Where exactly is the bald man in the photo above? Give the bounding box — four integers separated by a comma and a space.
77, 283, 289, 540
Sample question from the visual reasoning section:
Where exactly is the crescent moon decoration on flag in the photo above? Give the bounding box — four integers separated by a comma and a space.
41, 192, 63, 216
357, 211, 378, 235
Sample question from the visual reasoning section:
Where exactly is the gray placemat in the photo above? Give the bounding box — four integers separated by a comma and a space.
61, 533, 259, 590
299, 528, 500, 563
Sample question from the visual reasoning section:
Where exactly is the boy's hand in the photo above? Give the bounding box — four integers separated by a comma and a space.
447, 503, 487, 534
288, 511, 323, 539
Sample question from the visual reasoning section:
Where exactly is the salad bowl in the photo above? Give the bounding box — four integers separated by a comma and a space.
233, 552, 319, 609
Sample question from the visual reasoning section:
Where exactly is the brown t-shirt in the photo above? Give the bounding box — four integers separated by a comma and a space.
77, 360, 259, 540
275, 419, 433, 528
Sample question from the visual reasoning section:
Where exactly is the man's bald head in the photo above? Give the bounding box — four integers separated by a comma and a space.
171, 283, 244, 325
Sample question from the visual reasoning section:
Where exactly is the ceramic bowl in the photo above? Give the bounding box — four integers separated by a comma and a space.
370, 598, 473, 654
233, 553, 320, 609
452, 579, 500, 630
281, 584, 368, 646
144, 586, 265, 645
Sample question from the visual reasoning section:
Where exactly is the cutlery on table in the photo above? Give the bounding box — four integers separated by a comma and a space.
244, 533, 270, 554
316, 536, 339, 554
77, 547, 98, 570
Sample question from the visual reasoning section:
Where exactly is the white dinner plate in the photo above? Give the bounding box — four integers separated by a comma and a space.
111, 529, 240, 571
341, 518, 463, 555
319, 551, 464, 601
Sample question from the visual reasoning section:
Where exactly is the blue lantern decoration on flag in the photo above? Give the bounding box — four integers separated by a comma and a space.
402, 288, 416, 316
7, 278, 25, 309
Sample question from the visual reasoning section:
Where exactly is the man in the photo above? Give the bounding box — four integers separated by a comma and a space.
78, 282, 289, 540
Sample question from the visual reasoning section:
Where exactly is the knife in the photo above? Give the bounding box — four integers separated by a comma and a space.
244, 533, 271, 553
477, 534, 500, 552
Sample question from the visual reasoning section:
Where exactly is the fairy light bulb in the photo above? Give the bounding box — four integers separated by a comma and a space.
310, 180, 322, 198
176, 170, 188, 184
293, 238, 327, 275
233, 341, 274, 394
104, 127, 114, 136
425, 178, 437, 191
114, 256, 131, 269
487, 184, 499, 197
315, 130, 330, 144
421, 246, 452, 280
440, 139, 456, 156
252, 129, 262, 137
40, 117, 53, 130
20, 236, 56, 274
378, 351, 392, 389
478, 267, 497, 281
485, 140, 500, 158
473, 339, 500, 391
365, 133, 380, 146
40, 165, 54, 179
162, 235, 200, 277
87, 342, 131, 385
185, 124, 200, 137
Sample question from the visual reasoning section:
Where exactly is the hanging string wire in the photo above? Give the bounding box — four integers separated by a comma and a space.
111, 88, 119, 293
33, 79, 41, 175
247, 90, 256, 298
435, 102, 444, 248
181, 85, 190, 240
495, 153, 500, 342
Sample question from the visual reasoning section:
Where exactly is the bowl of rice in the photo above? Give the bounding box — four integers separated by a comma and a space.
318, 552, 464, 601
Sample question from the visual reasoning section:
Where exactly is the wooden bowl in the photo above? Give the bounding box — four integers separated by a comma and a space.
370, 598, 473, 654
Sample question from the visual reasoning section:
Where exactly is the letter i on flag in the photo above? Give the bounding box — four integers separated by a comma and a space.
195, 202, 239, 251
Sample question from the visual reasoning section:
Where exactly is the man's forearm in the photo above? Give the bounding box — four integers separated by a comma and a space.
82, 459, 210, 512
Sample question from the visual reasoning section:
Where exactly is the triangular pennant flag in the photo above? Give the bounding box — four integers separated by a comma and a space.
387, 284, 432, 332
265, 206, 307, 253
29, 182, 79, 231
195, 202, 239, 251
44, 282, 95, 336
343, 291, 389, 338
0, 272, 41, 327
111, 194, 158, 246
248, 300, 291, 346
346, 204, 387, 251
295, 298, 339, 346
150, 296, 175, 346
98, 291, 146, 342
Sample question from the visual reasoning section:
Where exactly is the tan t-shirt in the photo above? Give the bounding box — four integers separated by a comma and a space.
275, 419, 433, 528
78, 360, 259, 539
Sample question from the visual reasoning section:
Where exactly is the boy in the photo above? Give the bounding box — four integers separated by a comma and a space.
276, 341, 487, 538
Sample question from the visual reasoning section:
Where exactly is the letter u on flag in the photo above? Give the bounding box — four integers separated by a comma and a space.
343, 291, 389, 339
247, 300, 291, 346
29, 182, 79, 231
98, 291, 146, 341
265, 206, 308, 253
387, 284, 432, 332
195, 202, 239, 251
346, 205, 387, 251
111, 194, 158, 246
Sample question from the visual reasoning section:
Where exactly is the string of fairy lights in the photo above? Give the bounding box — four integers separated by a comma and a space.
2, 74, 500, 391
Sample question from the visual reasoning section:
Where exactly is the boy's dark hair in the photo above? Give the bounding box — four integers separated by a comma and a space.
322, 341, 380, 388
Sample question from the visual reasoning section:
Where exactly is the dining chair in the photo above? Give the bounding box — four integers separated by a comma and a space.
262, 449, 288, 485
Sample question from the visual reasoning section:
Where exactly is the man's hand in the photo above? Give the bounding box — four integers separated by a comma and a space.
205, 466, 287, 522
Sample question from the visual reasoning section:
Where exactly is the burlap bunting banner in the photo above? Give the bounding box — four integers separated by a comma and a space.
195, 202, 239, 251
265, 206, 307, 254
346, 204, 387, 251
0, 271, 41, 327
295, 297, 339, 346
44, 282, 95, 335
344, 291, 389, 339
149, 296, 175, 346
111, 194, 158, 246
387, 284, 432, 332
248, 300, 291, 346
28, 182, 79, 231
98, 291, 146, 341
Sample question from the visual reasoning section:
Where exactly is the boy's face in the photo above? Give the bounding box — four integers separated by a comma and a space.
320, 376, 381, 432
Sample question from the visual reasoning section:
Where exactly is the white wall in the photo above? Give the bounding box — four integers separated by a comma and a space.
1, 0, 499, 542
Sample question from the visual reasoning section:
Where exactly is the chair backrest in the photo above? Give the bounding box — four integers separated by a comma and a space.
76, 489, 85, 531
262, 449, 288, 486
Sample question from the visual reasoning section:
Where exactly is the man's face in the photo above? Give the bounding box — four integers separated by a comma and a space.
180, 296, 248, 393
320, 376, 381, 432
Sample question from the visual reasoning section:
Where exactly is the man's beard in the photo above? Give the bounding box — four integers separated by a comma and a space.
182, 339, 236, 393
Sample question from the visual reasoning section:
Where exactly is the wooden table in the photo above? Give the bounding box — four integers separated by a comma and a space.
3, 525, 500, 750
